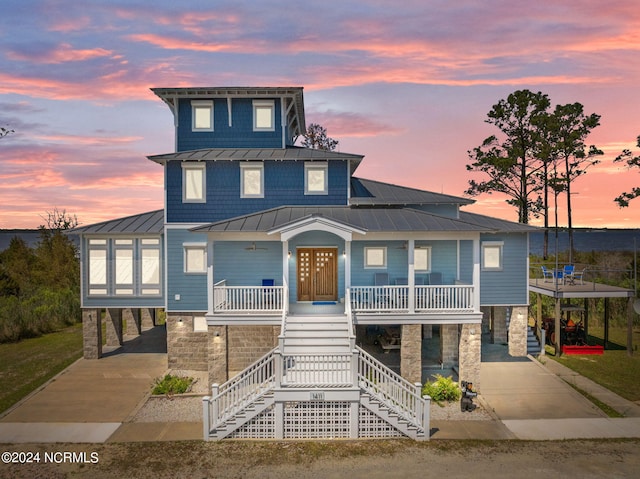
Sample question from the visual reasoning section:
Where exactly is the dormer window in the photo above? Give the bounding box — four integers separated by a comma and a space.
253, 100, 275, 131
192, 100, 213, 131
240, 163, 264, 198
304, 162, 328, 195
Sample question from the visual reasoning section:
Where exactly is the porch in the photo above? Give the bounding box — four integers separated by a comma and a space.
210, 282, 476, 317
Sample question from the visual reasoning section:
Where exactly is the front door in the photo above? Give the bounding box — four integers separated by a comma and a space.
296, 248, 338, 302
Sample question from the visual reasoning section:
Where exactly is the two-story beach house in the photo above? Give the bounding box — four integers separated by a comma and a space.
74, 86, 536, 440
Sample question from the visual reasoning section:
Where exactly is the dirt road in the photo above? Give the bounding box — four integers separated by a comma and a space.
1, 439, 638, 479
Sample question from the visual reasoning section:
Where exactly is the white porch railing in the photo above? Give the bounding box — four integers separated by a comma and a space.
350, 285, 474, 313
213, 284, 284, 313
203, 345, 429, 440
357, 345, 427, 429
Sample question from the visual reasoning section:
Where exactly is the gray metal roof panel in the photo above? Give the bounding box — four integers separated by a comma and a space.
70, 210, 164, 235
350, 178, 474, 206
148, 146, 364, 164
192, 206, 494, 234
458, 211, 539, 233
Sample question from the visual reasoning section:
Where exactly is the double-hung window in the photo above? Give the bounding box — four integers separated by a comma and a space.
182, 163, 206, 203
140, 238, 161, 295
482, 241, 504, 271
191, 100, 213, 131
414, 247, 432, 272
364, 246, 387, 269
305, 162, 328, 195
240, 163, 264, 198
184, 243, 207, 274
88, 239, 108, 295
253, 100, 275, 131
114, 239, 134, 295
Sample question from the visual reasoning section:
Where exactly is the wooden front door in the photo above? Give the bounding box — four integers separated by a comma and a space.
296, 248, 338, 302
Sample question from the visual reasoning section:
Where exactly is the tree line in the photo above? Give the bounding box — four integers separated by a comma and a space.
0, 210, 80, 342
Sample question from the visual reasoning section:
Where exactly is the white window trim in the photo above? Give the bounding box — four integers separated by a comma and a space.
191, 100, 213, 131
182, 162, 206, 203
240, 162, 264, 198
414, 246, 432, 272
304, 162, 328, 195
184, 242, 207, 274
364, 246, 387, 269
482, 241, 504, 271
253, 100, 275, 131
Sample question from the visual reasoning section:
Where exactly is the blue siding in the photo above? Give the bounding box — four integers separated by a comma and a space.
166, 228, 208, 312
350, 240, 458, 286
167, 160, 349, 223
479, 233, 529, 306
459, 240, 473, 283
214, 241, 283, 285
176, 98, 286, 151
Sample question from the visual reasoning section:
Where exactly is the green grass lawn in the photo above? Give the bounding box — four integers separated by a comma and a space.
0, 323, 83, 414
547, 326, 640, 402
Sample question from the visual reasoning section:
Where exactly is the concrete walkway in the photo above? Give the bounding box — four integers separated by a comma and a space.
1, 326, 639, 443
0, 325, 169, 443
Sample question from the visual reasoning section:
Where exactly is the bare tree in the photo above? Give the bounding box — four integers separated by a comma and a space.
301, 123, 339, 151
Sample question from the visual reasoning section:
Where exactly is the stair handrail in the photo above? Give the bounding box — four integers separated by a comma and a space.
209, 348, 277, 428
356, 345, 425, 429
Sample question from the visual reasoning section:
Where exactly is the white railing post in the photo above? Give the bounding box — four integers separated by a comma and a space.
422, 394, 431, 441
351, 349, 359, 387
202, 396, 211, 440
274, 351, 282, 388
211, 383, 219, 425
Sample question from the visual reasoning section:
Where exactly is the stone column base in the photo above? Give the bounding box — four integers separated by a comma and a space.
82, 309, 102, 359
508, 306, 529, 357
401, 324, 422, 383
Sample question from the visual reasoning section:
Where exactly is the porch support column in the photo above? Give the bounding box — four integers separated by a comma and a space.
407, 239, 415, 313
82, 308, 102, 359
472, 237, 480, 312
282, 240, 289, 309
207, 239, 215, 314
344, 240, 351, 299
459, 324, 481, 390
208, 325, 228, 385
440, 324, 459, 367
554, 298, 562, 356
401, 324, 422, 383
627, 296, 634, 357
141, 308, 155, 330
508, 306, 528, 357
490, 307, 508, 344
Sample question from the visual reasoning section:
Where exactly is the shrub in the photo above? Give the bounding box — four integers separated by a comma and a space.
422, 374, 461, 402
152, 374, 194, 395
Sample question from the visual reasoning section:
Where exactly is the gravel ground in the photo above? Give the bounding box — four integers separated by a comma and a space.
133, 370, 492, 423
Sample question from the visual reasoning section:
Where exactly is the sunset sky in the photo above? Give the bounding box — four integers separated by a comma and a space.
1, 1, 639, 229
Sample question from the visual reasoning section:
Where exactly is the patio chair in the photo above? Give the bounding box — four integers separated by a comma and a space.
428, 272, 443, 285
562, 265, 575, 285
262, 279, 276, 308
374, 273, 390, 308
564, 267, 586, 285
541, 266, 554, 282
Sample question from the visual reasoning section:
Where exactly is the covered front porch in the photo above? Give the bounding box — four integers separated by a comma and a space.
198, 214, 482, 322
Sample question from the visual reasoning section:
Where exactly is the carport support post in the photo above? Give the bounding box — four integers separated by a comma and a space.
82, 308, 102, 359
554, 298, 561, 357
105, 308, 123, 347
604, 298, 610, 350
627, 296, 634, 357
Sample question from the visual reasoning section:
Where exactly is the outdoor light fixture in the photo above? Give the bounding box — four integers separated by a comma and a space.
288, 251, 291, 258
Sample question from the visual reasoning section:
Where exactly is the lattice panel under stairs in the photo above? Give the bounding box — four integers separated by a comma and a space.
224, 400, 409, 439
228, 404, 276, 439
358, 405, 406, 439
284, 401, 351, 439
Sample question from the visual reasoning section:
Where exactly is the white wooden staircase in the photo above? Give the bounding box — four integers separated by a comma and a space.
203, 312, 430, 440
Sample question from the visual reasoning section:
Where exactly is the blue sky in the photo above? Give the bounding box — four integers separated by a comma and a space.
1, 0, 639, 228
